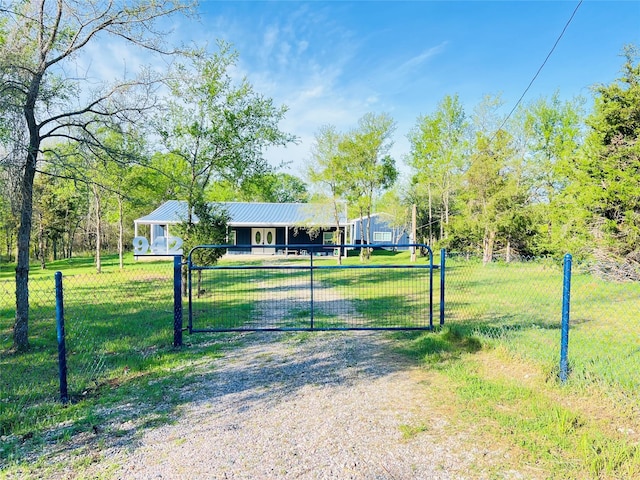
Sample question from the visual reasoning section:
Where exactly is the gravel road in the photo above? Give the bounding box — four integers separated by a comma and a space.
107, 331, 481, 479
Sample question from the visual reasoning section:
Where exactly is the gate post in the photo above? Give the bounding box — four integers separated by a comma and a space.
173, 255, 183, 347
55, 271, 69, 404
559, 253, 572, 382
309, 251, 315, 330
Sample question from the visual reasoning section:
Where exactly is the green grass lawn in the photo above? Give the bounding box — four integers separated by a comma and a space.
1, 250, 638, 478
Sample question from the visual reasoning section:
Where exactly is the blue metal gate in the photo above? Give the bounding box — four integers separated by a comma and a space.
187, 244, 444, 333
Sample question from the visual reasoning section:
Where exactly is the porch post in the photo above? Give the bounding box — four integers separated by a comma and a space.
285, 226, 289, 255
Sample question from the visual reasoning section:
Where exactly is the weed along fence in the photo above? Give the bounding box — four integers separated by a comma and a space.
186, 243, 443, 333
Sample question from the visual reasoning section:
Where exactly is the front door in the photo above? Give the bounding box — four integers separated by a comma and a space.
251, 228, 276, 254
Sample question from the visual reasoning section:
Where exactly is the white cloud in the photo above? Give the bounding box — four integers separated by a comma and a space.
399, 41, 449, 72
297, 40, 309, 55
263, 24, 280, 54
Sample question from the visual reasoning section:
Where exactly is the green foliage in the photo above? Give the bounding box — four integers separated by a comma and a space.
407, 94, 468, 244
156, 41, 296, 207
176, 200, 229, 266
569, 45, 640, 263
238, 172, 309, 203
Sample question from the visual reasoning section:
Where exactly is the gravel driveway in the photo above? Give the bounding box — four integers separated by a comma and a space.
107, 330, 480, 479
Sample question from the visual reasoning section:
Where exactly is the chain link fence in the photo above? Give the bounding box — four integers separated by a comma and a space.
2, 252, 638, 456
444, 252, 640, 405
1, 261, 173, 453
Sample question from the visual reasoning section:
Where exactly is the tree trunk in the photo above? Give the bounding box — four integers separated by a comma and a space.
442, 183, 450, 239
365, 211, 372, 260
14, 146, 38, 351
359, 213, 366, 261
182, 262, 188, 297
332, 201, 342, 266
411, 203, 417, 263
483, 229, 495, 265
428, 184, 433, 245
38, 211, 46, 269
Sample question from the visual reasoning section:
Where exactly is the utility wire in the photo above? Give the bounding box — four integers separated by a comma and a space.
492, 0, 583, 138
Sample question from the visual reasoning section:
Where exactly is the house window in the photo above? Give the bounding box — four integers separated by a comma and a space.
228, 230, 237, 245
373, 231, 392, 242
323, 231, 336, 244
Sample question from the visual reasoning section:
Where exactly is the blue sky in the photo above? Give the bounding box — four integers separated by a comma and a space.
187, 1, 640, 176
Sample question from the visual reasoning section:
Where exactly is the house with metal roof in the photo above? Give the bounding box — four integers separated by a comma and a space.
350, 212, 410, 250
134, 200, 348, 255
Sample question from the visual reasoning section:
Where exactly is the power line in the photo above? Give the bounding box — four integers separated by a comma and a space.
492, 0, 583, 137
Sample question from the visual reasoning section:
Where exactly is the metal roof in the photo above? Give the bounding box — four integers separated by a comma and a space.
135, 200, 346, 227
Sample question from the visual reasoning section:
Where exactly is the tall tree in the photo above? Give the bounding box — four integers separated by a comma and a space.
307, 125, 348, 264
0, 0, 192, 351
341, 113, 398, 259
523, 92, 583, 254
454, 95, 529, 262
407, 94, 468, 244
156, 42, 296, 221
570, 45, 640, 270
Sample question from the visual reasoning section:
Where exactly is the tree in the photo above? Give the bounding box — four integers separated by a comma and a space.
375, 187, 412, 245
522, 92, 583, 255
307, 125, 348, 264
239, 172, 309, 203
569, 45, 640, 273
176, 199, 229, 297
454, 96, 529, 263
340, 113, 398, 259
0, 0, 192, 351
156, 42, 296, 222
407, 94, 468, 244
0, 171, 19, 262
83, 126, 148, 271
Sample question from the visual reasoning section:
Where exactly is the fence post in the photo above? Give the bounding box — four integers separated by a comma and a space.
440, 248, 446, 326
55, 271, 69, 404
309, 251, 315, 330
560, 253, 572, 383
173, 255, 183, 347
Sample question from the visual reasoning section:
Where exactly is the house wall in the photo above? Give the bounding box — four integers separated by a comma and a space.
233, 227, 252, 254
229, 226, 345, 255
352, 216, 410, 248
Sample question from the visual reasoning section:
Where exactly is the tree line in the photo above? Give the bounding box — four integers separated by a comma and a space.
307, 45, 639, 275
0, 1, 306, 351
0, 1, 637, 352
399, 46, 639, 272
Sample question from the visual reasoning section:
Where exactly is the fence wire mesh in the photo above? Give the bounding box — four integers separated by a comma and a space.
1, 262, 173, 451
444, 252, 640, 404
189, 260, 435, 331
1, 250, 639, 457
